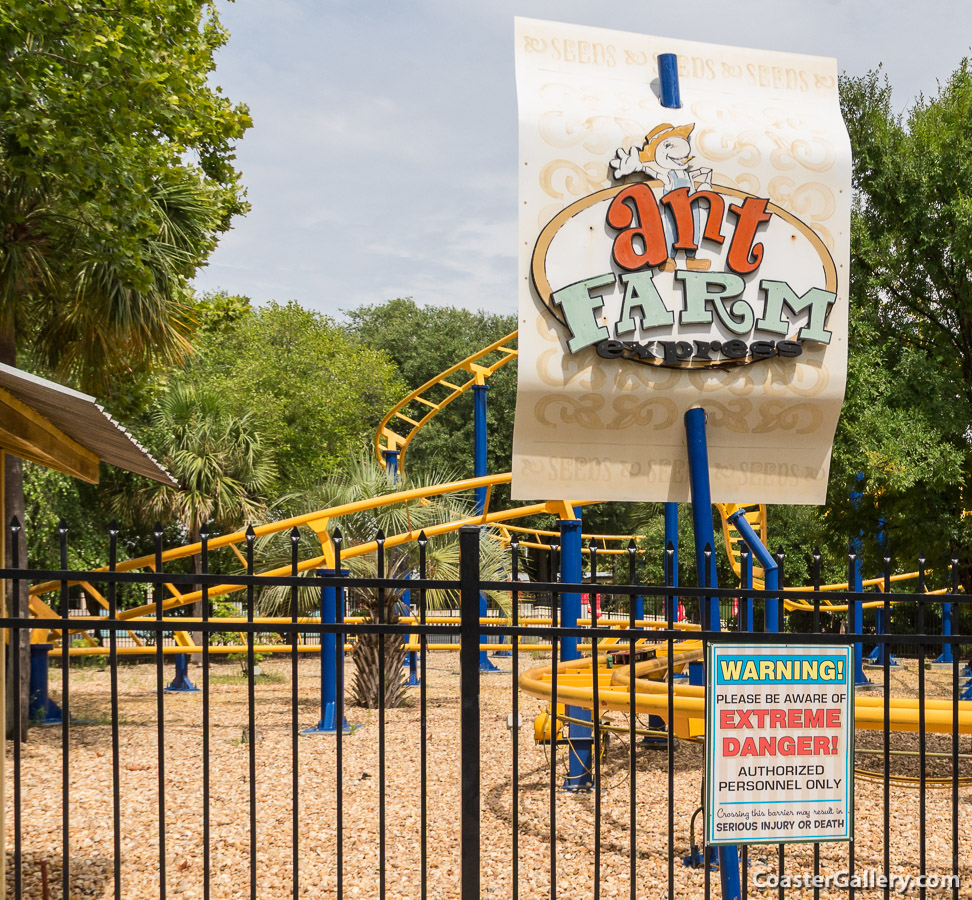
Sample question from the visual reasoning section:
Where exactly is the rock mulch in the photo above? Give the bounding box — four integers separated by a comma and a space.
4, 654, 971, 898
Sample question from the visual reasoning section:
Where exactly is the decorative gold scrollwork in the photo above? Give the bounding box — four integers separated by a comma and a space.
753, 400, 823, 434
539, 159, 611, 201
606, 395, 677, 430
535, 394, 606, 429
703, 399, 754, 433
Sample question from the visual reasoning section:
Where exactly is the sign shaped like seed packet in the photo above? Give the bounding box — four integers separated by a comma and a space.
513, 18, 851, 504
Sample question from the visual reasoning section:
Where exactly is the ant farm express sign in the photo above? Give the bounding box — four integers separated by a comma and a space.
512, 19, 851, 504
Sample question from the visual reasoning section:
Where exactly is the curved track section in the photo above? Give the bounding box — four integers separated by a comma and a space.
28, 472, 580, 633
375, 330, 517, 475
519, 650, 972, 738
716, 502, 767, 586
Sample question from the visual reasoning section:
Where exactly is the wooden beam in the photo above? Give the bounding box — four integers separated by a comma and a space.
0, 387, 100, 483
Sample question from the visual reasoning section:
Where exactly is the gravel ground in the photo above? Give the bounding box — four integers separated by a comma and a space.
4, 653, 971, 899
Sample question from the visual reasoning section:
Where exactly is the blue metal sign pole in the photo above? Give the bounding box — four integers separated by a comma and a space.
472, 383, 500, 671
559, 517, 594, 790
684, 407, 741, 900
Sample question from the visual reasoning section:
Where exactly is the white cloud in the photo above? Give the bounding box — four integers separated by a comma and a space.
196, 0, 972, 316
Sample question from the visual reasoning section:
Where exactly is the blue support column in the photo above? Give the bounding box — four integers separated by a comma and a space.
472, 383, 501, 670
28, 643, 63, 725
726, 511, 779, 632
473, 383, 489, 513
848, 545, 869, 686
937, 603, 954, 664
867, 606, 899, 667
476, 578, 500, 670
664, 502, 678, 621
165, 652, 199, 692
868, 516, 898, 667
399, 575, 420, 683
560, 517, 593, 791
739, 541, 753, 633
559, 518, 583, 662
383, 449, 400, 482
303, 568, 354, 734
936, 558, 957, 664
682, 408, 741, 900
407, 643, 420, 686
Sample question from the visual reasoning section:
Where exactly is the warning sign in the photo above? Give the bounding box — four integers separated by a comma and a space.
705, 643, 853, 845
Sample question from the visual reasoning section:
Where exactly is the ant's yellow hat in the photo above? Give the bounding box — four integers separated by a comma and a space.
639, 122, 695, 164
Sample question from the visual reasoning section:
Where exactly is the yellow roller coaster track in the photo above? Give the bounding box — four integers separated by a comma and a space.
375, 330, 518, 475
494, 523, 649, 556
519, 652, 972, 739
27, 472, 593, 649
716, 502, 768, 587
369, 328, 948, 610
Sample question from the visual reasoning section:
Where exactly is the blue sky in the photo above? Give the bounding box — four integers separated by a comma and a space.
193, 1, 972, 320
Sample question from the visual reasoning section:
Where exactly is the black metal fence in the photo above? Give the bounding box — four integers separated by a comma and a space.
3, 523, 970, 899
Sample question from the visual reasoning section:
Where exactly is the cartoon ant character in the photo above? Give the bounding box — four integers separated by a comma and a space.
611, 122, 713, 271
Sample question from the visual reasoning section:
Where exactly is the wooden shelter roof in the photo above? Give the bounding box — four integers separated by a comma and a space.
0, 364, 175, 486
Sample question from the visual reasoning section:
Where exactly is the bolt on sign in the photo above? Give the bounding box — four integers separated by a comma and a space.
512, 18, 851, 504
705, 644, 854, 845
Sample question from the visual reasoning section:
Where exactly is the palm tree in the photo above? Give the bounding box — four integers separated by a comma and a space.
0, 171, 219, 735
256, 453, 510, 708
111, 381, 277, 637
0, 172, 215, 389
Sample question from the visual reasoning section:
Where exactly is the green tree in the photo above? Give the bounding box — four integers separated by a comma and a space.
832, 62, 972, 583
117, 382, 276, 544
347, 298, 644, 550
0, 1, 250, 385
110, 380, 276, 639
1, 1, 251, 734
187, 300, 404, 495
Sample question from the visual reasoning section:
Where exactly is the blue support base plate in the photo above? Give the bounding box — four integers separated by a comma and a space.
29, 696, 64, 726
560, 776, 595, 792
479, 654, 501, 673
301, 702, 355, 735
682, 847, 719, 870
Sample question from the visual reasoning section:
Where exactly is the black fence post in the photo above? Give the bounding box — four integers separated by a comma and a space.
459, 525, 481, 900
